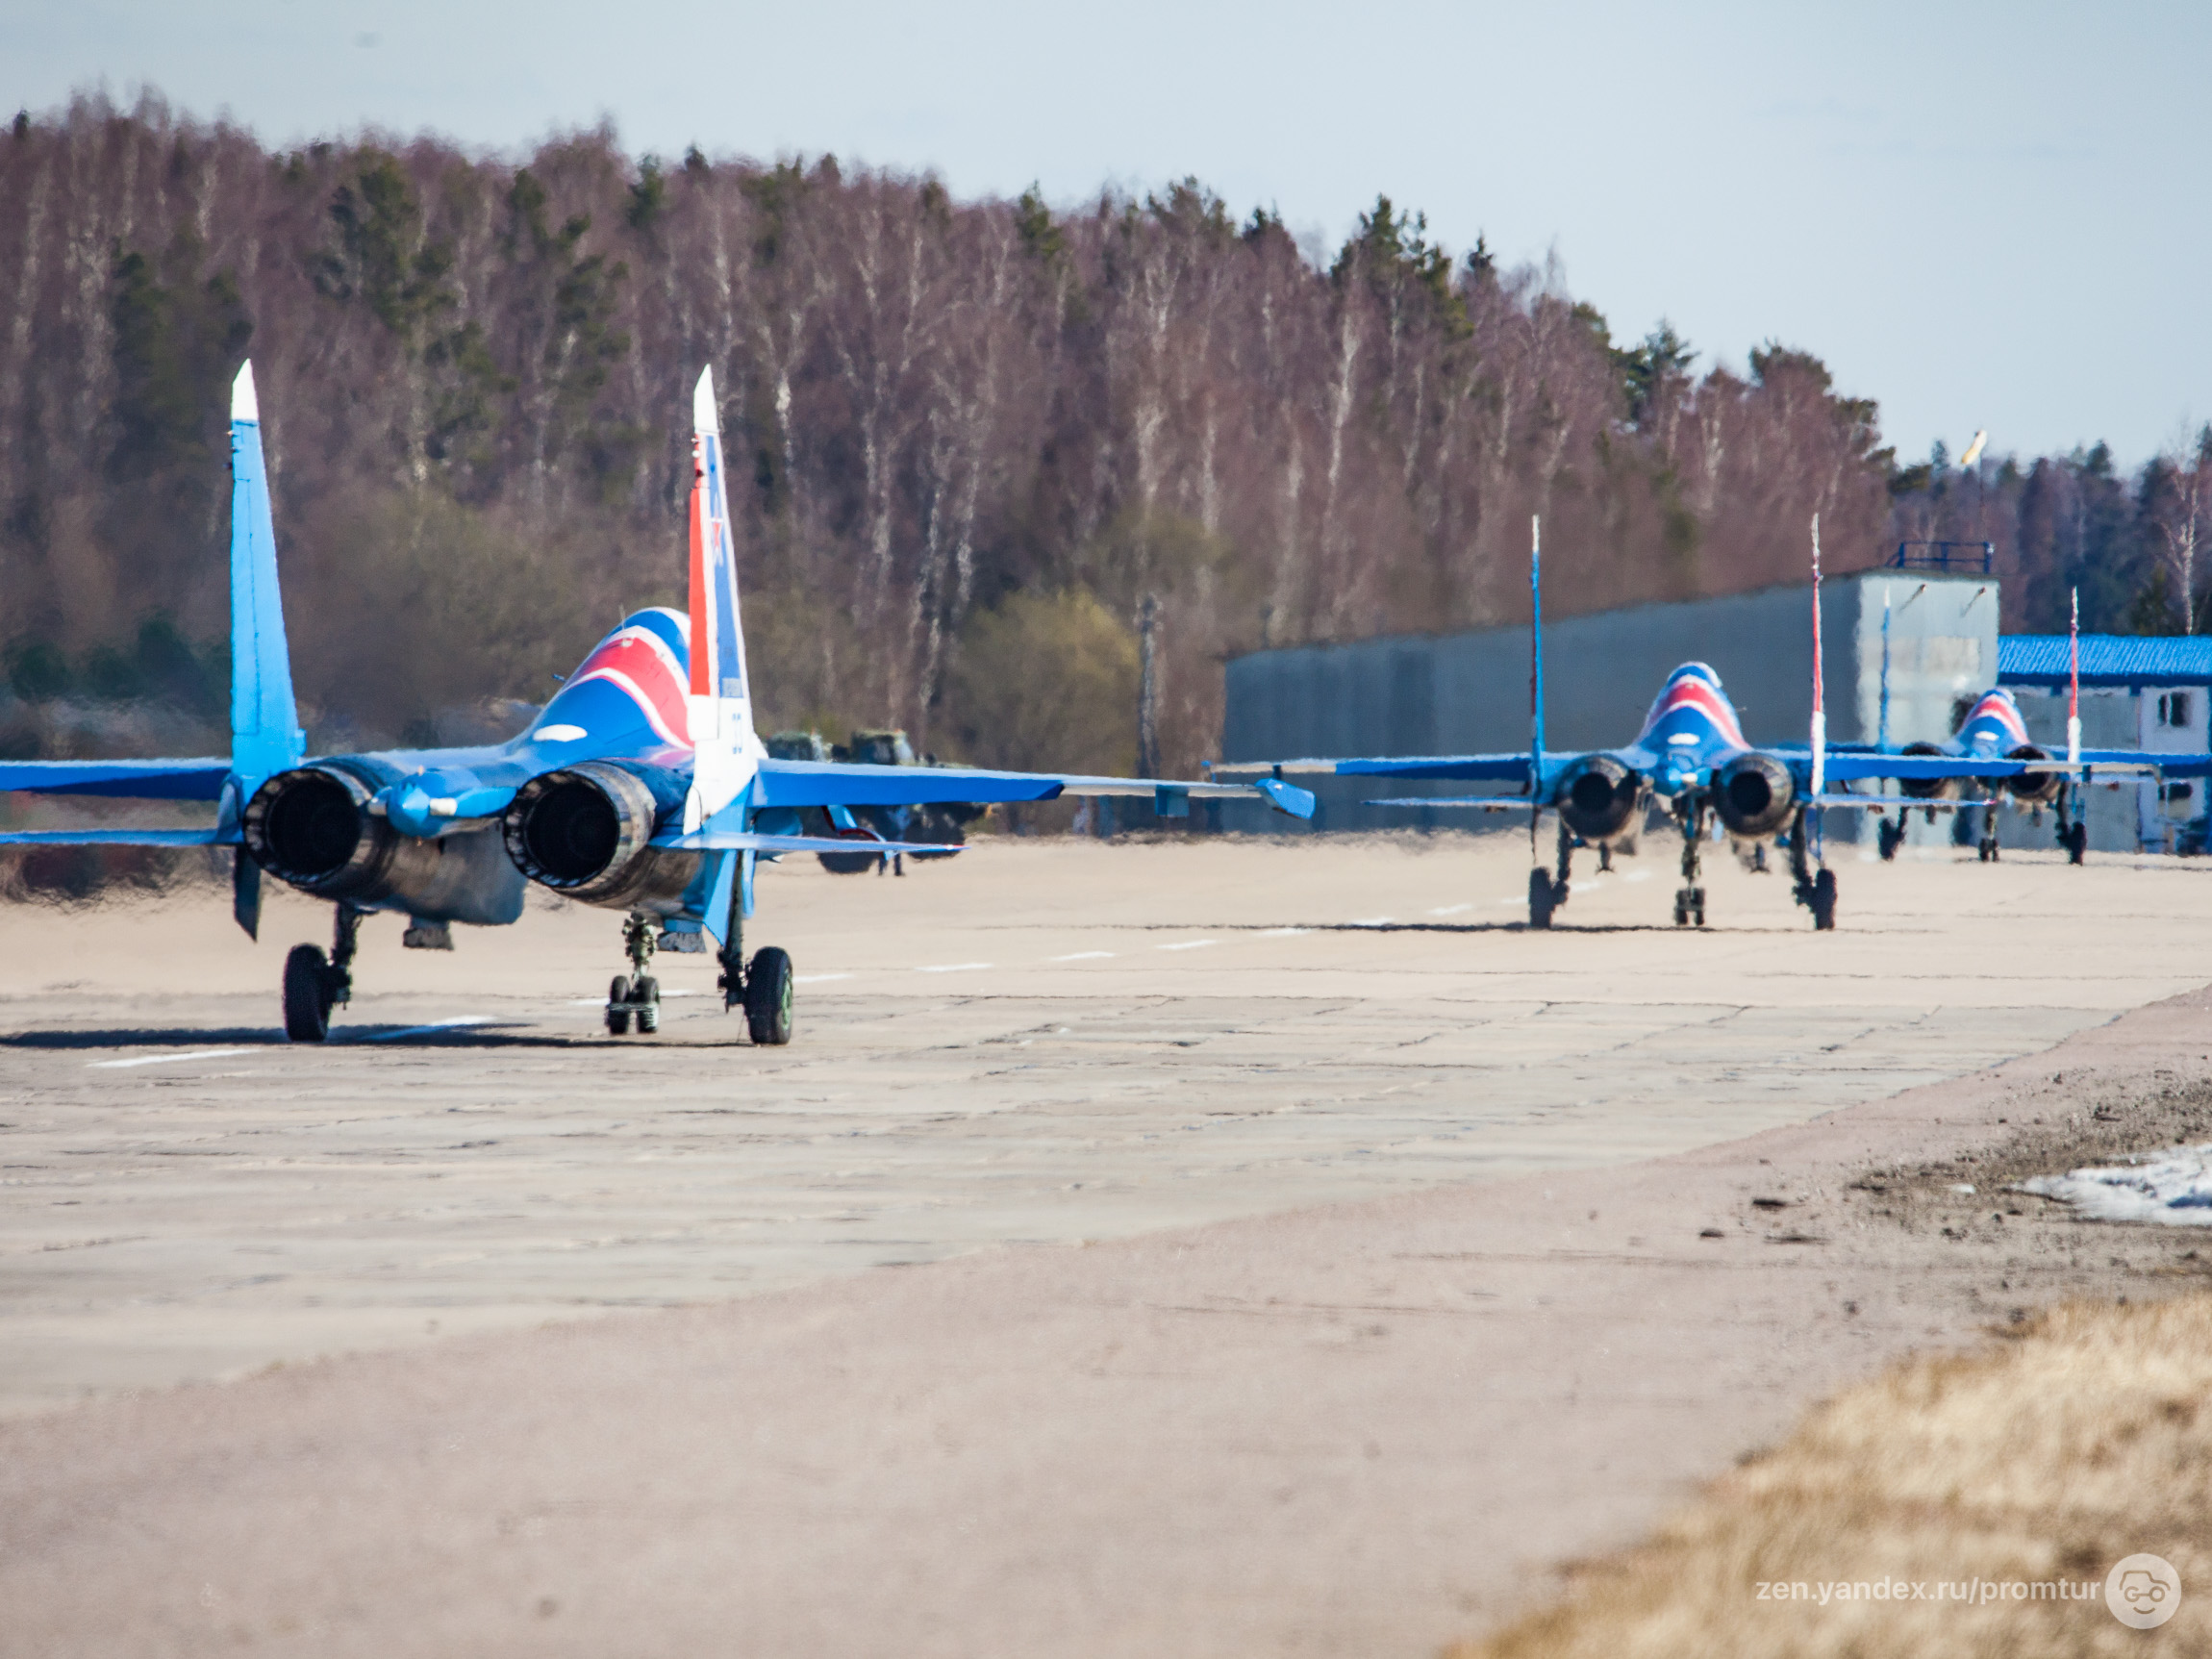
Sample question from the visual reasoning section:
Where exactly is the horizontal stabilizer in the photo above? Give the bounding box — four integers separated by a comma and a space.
0, 828, 227, 846
1361, 796, 1538, 812
1252, 777, 1317, 818
650, 828, 963, 856
0, 759, 231, 800
1809, 795, 1965, 812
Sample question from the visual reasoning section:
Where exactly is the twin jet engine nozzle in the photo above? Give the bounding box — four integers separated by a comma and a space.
1554, 755, 1644, 842
1712, 751, 1797, 841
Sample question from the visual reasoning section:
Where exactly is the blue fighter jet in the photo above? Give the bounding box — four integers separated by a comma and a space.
1844, 590, 2196, 865
0, 364, 1312, 1043
1214, 518, 2074, 932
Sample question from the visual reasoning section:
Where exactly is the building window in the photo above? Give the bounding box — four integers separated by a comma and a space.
2163, 782, 2195, 804
2157, 691, 2194, 728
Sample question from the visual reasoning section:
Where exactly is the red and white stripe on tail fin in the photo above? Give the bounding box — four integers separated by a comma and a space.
685, 367, 759, 826
2068, 587, 2081, 769
1809, 515, 1825, 800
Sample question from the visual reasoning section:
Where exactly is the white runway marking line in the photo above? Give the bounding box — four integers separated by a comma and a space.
88, 1048, 256, 1069
1429, 903, 1474, 916
362, 1018, 493, 1043
1157, 939, 1219, 951
793, 972, 853, 984
1624, 869, 1654, 883
916, 962, 992, 973
1050, 951, 1115, 962
1348, 916, 1395, 927
1258, 926, 1310, 937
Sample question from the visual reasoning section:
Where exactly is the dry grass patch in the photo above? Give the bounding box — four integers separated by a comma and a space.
1448, 1294, 2212, 1657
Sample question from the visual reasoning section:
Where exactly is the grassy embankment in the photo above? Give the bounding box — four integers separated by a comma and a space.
1449, 1294, 2212, 1657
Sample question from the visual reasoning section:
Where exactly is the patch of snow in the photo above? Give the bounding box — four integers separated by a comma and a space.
2018, 1145, 2212, 1225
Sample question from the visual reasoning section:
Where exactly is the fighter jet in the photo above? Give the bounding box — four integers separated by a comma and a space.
1212, 519, 2067, 932
0, 364, 1311, 1042
1840, 591, 2194, 865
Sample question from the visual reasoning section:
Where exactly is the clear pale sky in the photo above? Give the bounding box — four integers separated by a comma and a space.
11, 0, 2205, 469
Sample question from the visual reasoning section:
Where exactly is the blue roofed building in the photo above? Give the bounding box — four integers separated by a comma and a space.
1998, 635, 2212, 854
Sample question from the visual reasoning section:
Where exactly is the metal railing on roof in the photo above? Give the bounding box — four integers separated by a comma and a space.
1889, 540, 1994, 574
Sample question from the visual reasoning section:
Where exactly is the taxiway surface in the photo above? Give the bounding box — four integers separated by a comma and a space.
2, 831, 2201, 1418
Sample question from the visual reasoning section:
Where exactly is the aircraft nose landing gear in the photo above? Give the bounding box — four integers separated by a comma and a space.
1672, 800, 1707, 927
606, 915, 662, 1035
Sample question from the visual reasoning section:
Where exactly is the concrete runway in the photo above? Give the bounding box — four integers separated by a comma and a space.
2, 830, 2203, 1419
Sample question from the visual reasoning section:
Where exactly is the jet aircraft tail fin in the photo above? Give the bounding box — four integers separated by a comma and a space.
685, 366, 755, 823
226, 362, 305, 795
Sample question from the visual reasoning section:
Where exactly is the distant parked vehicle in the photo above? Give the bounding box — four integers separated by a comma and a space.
766, 729, 987, 874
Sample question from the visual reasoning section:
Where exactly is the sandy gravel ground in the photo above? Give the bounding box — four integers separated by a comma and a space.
3, 834, 2210, 1654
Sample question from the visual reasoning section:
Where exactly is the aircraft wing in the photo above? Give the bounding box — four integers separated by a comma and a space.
2089, 751, 2212, 776
0, 759, 232, 800
1212, 753, 1535, 785
650, 828, 963, 855
752, 758, 1315, 817
0, 828, 228, 846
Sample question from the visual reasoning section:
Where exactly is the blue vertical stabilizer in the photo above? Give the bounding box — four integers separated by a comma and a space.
227, 363, 305, 794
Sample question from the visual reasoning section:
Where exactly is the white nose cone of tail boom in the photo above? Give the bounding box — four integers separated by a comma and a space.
232, 360, 260, 423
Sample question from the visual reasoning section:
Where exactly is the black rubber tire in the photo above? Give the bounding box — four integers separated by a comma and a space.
283, 943, 332, 1043
638, 1004, 659, 1035
606, 974, 632, 1036
1527, 867, 1554, 930
1877, 818, 1901, 862
745, 946, 794, 1045
635, 974, 660, 1035
1811, 868, 1838, 931
2065, 822, 2088, 865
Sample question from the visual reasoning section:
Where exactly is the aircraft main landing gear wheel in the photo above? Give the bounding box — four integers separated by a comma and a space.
282, 904, 360, 1043
1527, 866, 1555, 929
283, 943, 334, 1042
1876, 817, 1903, 861
745, 946, 793, 1045
1672, 886, 1706, 928
2064, 821, 2088, 865
606, 975, 633, 1036
1810, 867, 1838, 931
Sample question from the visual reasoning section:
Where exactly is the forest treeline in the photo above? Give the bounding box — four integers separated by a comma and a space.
1, 92, 2205, 780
